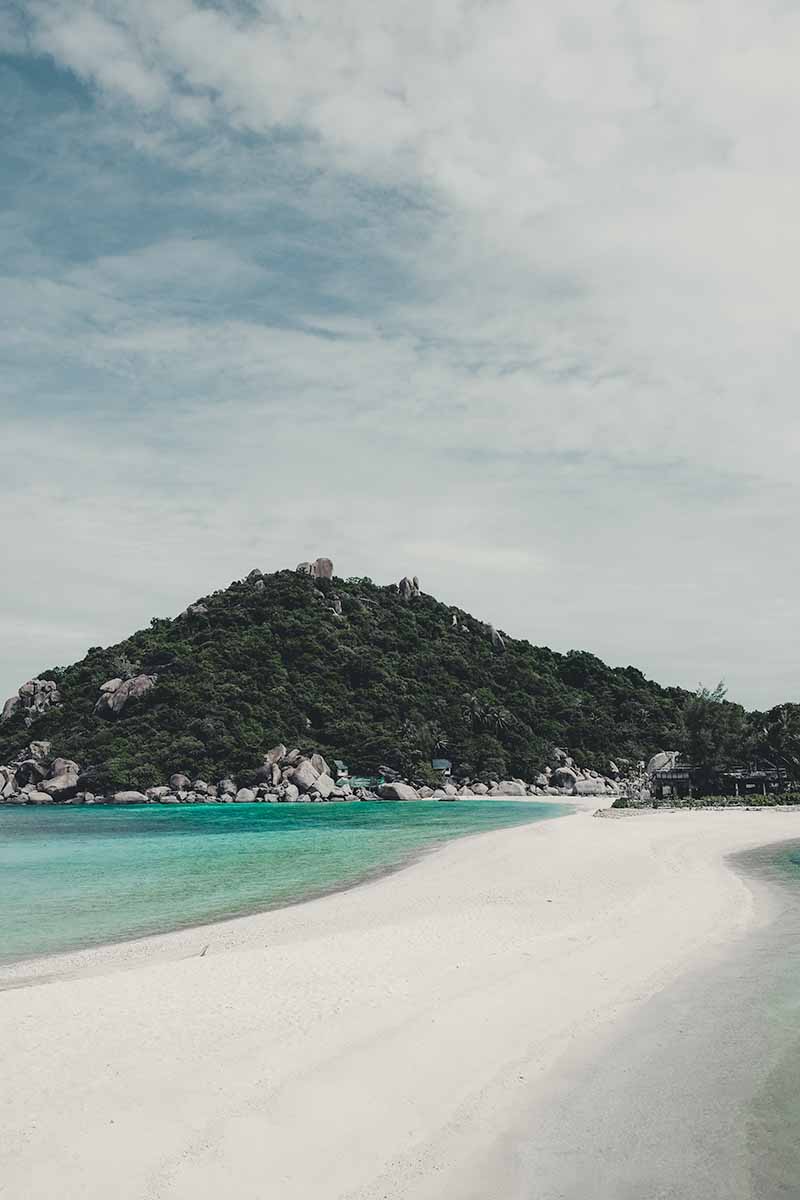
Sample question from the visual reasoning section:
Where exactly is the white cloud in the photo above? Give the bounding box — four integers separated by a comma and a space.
2, 1, 800, 710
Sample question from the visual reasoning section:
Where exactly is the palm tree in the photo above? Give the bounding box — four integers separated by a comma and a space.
461, 693, 486, 731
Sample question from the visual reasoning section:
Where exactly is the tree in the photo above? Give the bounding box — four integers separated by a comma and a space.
758, 704, 800, 782
683, 683, 751, 782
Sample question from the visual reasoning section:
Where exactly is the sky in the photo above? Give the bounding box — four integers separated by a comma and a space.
1, 1, 799, 711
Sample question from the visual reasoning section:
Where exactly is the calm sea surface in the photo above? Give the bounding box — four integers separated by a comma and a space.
0, 800, 568, 964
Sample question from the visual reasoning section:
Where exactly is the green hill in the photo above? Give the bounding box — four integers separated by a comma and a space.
0, 566, 695, 793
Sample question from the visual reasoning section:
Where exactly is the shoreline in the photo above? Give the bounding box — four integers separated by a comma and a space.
0, 799, 574, 987
2, 803, 800, 1198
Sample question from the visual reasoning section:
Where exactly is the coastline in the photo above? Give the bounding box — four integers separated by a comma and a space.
0, 798, 572, 983
2, 802, 799, 1198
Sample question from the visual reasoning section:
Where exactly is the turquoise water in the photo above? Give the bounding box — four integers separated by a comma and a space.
0, 800, 567, 965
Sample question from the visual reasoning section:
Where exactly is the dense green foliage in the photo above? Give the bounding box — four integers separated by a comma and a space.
0, 569, 748, 792
614, 793, 800, 809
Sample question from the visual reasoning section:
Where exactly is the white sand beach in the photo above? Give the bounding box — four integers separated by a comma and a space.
2, 799, 799, 1200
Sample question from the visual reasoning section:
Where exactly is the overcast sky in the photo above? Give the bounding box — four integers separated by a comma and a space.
2, 1, 798, 710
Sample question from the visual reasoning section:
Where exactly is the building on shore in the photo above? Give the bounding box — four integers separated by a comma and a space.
650, 759, 792, 801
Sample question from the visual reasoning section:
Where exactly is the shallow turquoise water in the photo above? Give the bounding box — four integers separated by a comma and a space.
0, 800, 567, 964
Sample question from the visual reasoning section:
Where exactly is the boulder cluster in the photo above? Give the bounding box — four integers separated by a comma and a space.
0, 741, 620, 807
93, 674, 157, 719
1, 678, 61, 726
0, 743, 81, 805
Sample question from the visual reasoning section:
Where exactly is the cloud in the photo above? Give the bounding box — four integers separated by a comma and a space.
1, 3, 799, 710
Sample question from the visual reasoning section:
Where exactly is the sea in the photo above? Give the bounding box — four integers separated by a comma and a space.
481, 837, 800, 1200
0, 799, 567, 965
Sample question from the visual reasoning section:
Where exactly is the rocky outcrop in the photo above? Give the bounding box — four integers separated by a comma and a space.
574, 779, 607, 795
296, 557, 334, 579
488, 780, 526, 797
290, 759, 320, 793
377, 782, 420, 801
179, 603, 209, 619
1, 678, 61, 725
94, 674, 157, 719
40, 759, 80, 800
110, 791, 148, 805
313, 773, 336, 799
646, 750, 679, 775
0, 718, 620, 807
0, 766, 18, 800
489, 625, 506, 652
398, 576, 421, 601
311, 753, 331, 777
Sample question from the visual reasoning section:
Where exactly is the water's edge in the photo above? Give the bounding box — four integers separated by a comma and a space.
476, 836, 800, 1200
0, 801, 572, 983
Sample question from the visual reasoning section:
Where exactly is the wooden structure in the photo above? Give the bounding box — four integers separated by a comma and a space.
652, 759, 791, 800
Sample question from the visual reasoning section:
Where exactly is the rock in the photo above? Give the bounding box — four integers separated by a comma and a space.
26, 790, 52, 805
438, 793, 457, 802
14, 759, 47, 786
41, 772, 79, 800
3, 679, 61, 724
398, 576, 420, 600
110, 791, 148, 805
443, 784, 458, 796
1, 788, 28, 804
574, 779, 607, 795
489, 781, 527, 797
94, 674, 157, 719
253, 579, 265, 593
193, 780, 209, 794
646, 751, 680, 775
313, 773, 336, 799
377, 783, 420, 801
551, 767, 578, 790
271, 763, 282, 786
180, 603, 208, 618
535, 773, 550, 788
160, 794, 181, 804
170, 773, 192, 791
296, 557, 334, 579
0, 767, 18, 799
235, 788, 255, 803
418, 786, 434, 798
51, 757, 79, 777
472, 783, 489, 795
265, 744, 287, 766
28, 740, 51, 762
310, 753, 330, 778
252, 765, 273, 784
219, 778, 237, 795
290, 759, 320, 793
284, 748, 302, 767
146, 786, 170, 799
608, 761, 620, 777
100, 678, 123, 694
283, 783, 300, 803
489, 624, 506, 652
246, 568, 263, 582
